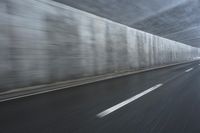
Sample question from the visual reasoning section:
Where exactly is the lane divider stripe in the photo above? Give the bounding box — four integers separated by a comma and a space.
96, 83, 163, 118
185, 68, 193, 72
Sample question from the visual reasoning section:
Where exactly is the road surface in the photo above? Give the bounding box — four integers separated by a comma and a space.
1, 61, 200, 133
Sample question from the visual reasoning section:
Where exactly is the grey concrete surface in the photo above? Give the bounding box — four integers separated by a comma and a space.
54, 0, 200, 47
0, 0, 200, 92
0, 61, 200, 133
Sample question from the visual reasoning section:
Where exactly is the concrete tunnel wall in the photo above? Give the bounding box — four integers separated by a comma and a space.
0, 0, 200, 92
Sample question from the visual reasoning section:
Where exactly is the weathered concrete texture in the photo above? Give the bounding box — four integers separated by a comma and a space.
54, 0, 200, 48
0, 0, 199, 92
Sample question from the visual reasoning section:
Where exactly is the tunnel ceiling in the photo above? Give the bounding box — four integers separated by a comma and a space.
54, 0, 200, 48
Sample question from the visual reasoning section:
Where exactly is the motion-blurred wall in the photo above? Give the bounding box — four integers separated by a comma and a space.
0, 0, 199, 92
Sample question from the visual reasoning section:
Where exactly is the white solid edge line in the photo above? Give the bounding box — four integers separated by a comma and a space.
96, 83, 163, 118
185, 68, 193, 72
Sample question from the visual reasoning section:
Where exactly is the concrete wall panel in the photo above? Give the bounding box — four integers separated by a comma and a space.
0, 0, 199, 92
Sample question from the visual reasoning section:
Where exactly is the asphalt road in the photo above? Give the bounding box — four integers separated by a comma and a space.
0, 61, 200, 133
